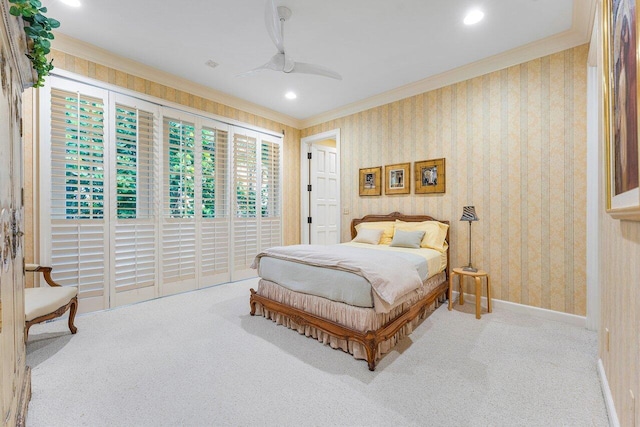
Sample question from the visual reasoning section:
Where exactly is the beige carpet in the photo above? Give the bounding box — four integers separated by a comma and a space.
26, 278, 609, 426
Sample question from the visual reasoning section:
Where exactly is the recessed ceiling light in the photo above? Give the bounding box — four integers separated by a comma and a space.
285, 91, 297, 100
463, 9, 484, 25
60, 0, 82, 7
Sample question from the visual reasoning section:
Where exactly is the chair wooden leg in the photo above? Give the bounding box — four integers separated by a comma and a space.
68, 297, 78, 334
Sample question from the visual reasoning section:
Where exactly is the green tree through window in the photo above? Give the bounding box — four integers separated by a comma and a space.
166, 119, 195, 218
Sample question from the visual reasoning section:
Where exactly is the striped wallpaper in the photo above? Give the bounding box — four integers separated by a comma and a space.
598, 34, 640, 427
303, 44, 589, 316
33, 49, 302, 246
600, 214, 640, 427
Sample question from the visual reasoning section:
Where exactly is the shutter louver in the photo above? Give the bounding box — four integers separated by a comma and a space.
164, 118, 196, 218
232, 132, 258, 279
201, 126, 230, 283
50, 88, 106, 298
113, 103, 157, 297
201, 126, 229, 219
260, 140, 281, 251
50, 222, 105, 297
50, 89, 105, 220
115, 105, 154, 219
114, 223, 155, 292
163, 117, 196, 290
162, 222, 196, 282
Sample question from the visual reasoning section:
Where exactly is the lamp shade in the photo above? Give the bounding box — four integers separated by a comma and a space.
460, 206, 479, 222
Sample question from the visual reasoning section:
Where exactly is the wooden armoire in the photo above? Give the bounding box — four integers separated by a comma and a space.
0, 1, 34, 425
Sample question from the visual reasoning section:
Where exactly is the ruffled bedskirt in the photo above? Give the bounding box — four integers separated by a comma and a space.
253, 271, 446, 362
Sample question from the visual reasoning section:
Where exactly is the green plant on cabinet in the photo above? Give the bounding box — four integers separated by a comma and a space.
8, 0, 59, 87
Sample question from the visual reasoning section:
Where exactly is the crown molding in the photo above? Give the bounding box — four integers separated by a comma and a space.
300, 0, 597, 129
51, 33, 303, 129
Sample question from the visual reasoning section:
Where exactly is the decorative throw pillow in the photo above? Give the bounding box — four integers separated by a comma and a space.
389, 229, 426, 249
352, 227, 384, 245
355, 221, 395, 245
395, 220, 449, 252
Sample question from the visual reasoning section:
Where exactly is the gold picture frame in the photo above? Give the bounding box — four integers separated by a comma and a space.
603, 0, 640, 220
414, 158, 446, 194
384, 163, 410, 195
359, 166, 382, 196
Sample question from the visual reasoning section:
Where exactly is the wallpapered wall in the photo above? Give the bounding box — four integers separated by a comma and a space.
303, 44, 589, 316
597, 34, 640, 426
600, 214, 640, 426
24, 49, 301, 256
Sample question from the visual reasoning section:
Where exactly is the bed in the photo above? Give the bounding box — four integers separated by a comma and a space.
249, 212, 450, 370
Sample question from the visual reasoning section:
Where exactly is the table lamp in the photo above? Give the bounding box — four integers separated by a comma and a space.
460, 206, 479, 272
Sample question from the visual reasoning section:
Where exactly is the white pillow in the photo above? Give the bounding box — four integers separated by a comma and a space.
389, 229, 425, 249
352, 228, 384, 245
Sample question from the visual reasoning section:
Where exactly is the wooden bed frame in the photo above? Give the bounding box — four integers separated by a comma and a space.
249, 212, 450, 371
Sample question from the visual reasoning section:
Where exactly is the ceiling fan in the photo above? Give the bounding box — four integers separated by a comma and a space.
238, 0, 342, 80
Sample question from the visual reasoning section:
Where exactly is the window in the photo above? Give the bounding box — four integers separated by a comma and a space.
115, 105, 154, 219
261, 140, 280, 218
201, 126, 228, 219
112, 98, 158, 301
47, 83, 109, 302
42, 76, 282, 310
200, 124, 230, 282
259, 138, 282, 252
50, 88, 105, 220
164, 117, 196, 218
233, 132, 257, 219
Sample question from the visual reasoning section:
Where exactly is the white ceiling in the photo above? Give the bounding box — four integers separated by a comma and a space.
46, 0, 592, 124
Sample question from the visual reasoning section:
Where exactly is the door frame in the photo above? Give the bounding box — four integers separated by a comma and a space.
585, 28, 600, 332
300, 129, 341, 244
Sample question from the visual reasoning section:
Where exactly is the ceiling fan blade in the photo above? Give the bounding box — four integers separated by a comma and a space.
236, 53, 285, 77
265, 0, 285, 54
290, 62, 343, 80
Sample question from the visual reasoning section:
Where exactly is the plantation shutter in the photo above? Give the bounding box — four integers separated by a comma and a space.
260, 138, 282, 250
200, 124, 230, 284
42, 76, 283, 312
162, 116, 197, 293
111, 100, 158, 305
49, 85, 108, 307
232, 130, 258, 280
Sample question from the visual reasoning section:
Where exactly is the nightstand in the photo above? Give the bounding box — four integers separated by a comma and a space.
448, 267, 491, 319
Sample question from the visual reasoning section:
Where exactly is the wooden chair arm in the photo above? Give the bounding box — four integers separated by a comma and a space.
25, 264, 61, 287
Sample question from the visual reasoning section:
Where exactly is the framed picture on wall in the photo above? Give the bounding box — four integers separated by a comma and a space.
359, 166, 382, 196
384, 163, 410, 195
603, 0, 640, 220
414, 158, 446, 194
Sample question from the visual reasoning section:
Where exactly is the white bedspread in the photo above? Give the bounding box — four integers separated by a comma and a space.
252, 244, 424, 306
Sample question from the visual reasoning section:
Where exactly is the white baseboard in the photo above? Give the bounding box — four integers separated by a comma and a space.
450, 291, 586, 327
598, 359, 620, 427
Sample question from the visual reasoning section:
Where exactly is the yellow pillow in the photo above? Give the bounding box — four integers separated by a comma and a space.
355, 221, 395, 245
395, 220, 449, 252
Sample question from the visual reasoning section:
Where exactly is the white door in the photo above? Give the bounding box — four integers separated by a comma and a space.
310, 144, 339, 245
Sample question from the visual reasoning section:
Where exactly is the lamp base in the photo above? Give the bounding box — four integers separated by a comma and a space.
462, 266, 478, 272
